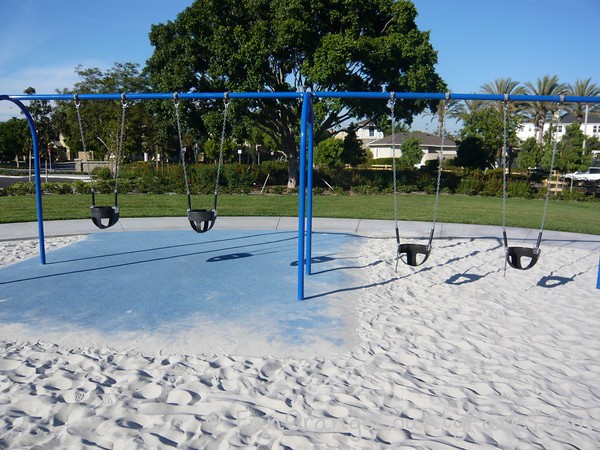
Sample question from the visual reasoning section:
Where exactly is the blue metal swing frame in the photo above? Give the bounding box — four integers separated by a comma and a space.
2, 91, 600, 299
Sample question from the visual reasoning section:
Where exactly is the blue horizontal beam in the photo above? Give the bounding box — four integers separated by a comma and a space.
5, 92, 304, 102
4, 91, 600, 103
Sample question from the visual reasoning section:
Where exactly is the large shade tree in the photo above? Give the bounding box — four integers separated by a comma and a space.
145, 0, 445, 186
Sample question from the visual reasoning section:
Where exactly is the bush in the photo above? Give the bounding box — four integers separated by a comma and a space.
268, 185, 289, 195
92, 166, 113, 180
72, 180, 91, 194
6, 182, 35, 195
42, 182, 74, 194
456, 172, 485, 195
556, 188, 587, 201
352, 184, 379, 195
482, 176, 502, 197
223, 165, 255, 194
93, 180, 115, 194
507, 181, 531, 198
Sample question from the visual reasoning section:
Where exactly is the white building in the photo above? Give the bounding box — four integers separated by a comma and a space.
335, 119, 384, 147
335, 121, 457, 167
517, 112, 600, 142
367, 131, 457, 166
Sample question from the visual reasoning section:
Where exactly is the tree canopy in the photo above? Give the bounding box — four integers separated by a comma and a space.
0, 118, 27, 164
55, 63, 151, 162
145, 0, 445, 185
399, 135, 423, 168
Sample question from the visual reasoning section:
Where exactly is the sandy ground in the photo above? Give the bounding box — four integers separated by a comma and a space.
0, 234, 599, 449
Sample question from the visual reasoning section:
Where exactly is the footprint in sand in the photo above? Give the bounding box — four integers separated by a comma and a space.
42, 374, 73, 391
0, 359, 21, 371
166, 389, 193, 405
136, 383, 162, 400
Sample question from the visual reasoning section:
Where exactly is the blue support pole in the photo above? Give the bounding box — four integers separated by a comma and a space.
306, 96, 315, 276
1, 96, 46, 264
596, 256, 600, 290
297, 92, 311, 300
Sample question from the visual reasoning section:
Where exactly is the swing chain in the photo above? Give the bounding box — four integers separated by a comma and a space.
539, 96, 564, 237
214, 93, 230, 198
430, 94, 449, 241
113, 94, 128, 200
501, 95, 509, 235
174, 93, 191, 197
388, 93, 398, 231
74, 94, 97, 197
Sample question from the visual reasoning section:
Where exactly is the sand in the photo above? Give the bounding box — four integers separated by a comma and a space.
0, 233, 599, 448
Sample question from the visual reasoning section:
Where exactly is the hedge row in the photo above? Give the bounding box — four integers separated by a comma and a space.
0, 162, 592, 201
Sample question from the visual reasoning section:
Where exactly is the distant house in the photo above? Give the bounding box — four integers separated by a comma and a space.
367, 131, 457, 167
517, 112, 600, 142
333, 121, 456, 167
335, 119, 384, 147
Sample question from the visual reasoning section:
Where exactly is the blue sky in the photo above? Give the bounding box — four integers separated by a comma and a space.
1, 0, 599, 130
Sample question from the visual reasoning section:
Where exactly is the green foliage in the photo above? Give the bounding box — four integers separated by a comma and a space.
146, 0, 445, 185
399, 136, 423, 168
315, 138, 345, 169
517, 137, 542, 170
54, 62, 151, 162
455, 136, 495, 171
507, 181, 532, 198
4, 182, 35, 195
549, 122, 590, 172
92, 166, 113, 180
459, 108, 510, 169
341, 126, 366, 167
23, 87, 58, 161
0, 118, 27, 163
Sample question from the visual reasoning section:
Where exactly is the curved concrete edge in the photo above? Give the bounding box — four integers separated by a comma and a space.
1, 217, 599, 251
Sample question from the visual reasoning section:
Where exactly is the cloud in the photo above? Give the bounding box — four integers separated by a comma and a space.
0, 62, 98, 122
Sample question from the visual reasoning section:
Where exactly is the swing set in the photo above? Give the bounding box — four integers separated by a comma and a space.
1, 91, 598, 300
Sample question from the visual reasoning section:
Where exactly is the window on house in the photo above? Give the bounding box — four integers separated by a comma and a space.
368, 126, 375, 137
593, 125, 599, 134
555, 125, 562, 133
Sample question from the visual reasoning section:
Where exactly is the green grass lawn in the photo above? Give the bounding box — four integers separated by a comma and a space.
0, 193, 598, 235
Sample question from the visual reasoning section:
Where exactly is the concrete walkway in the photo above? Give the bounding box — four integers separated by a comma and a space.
1, 216, 599, 251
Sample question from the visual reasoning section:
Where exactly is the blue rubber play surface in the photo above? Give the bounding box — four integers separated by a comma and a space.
0, 230, 364, 355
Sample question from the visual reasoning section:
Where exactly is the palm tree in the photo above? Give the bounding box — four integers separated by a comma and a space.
568, 78, 600, 150
524, 75, 568, 144
432, 97, 462, 137
446, 98, 484, 124
567, 78, 600, 122
480, 77, 528, 119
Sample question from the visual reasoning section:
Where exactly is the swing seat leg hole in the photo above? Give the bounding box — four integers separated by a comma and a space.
188, 209, 216, 233
398, 243, 431, 267
506, 246, 540, 271
91, 206, 120, 230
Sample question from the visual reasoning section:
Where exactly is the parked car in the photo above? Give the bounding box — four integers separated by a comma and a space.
562, 167, 600, 181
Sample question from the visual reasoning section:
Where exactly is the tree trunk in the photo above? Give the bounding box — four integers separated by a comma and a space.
287, 157, 298, 189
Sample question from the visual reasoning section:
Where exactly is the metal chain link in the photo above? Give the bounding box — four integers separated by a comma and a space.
539, 98, 564, 238
214, 96, 230, 197
389, 95, 398, 230
501, 96, 509, 235
74, 96, 96, 194
113, 95, 127, 198
174, 97, 191, 196
430, 96, 448, 236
